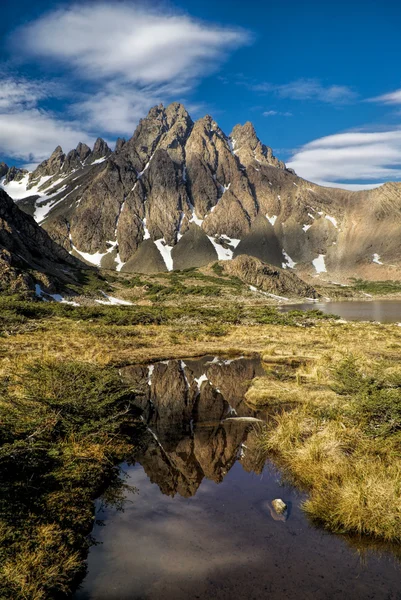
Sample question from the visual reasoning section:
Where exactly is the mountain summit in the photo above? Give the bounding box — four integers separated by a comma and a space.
2, 102, 401, 280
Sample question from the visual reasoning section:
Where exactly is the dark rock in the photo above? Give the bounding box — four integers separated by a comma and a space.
234, 213, 283, 267
0, 162, 9, 178
90, 137, 112, 161
115, 137, 126, 153
121, 239, 168, 274
4, 166, 28, 184
28, 146, 65, 188
0, 189, 87, 294
172, 224, 218, 270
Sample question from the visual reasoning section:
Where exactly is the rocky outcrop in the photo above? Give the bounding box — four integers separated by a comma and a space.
3, 102, 401, 280
224, 255, 318, 298
0, 189, 86, 294
0, 163, 9, 179
28, 146, 65, 188
230, 121, 285, 170
3, 166, 28, 184
233, 213, 283, 267
171, 224, 218, 270
121, 239, 168, 274
90, 137, 112, 162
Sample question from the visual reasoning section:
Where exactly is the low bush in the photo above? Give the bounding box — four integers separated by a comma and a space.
0, 360, 143, 600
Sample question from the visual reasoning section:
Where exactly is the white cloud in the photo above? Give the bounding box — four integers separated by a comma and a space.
369, 88, 401, 105
288, 128, 401, 189
0, 78, 51, 111
16, 3, 250, 86
75, 88, 161, 136
263, 110, 292, 117
0, 110, 94, 164
1, 3, 250, 163
74, 81, 191, 135
253, 78, 357, 104
0, 79, 94, 164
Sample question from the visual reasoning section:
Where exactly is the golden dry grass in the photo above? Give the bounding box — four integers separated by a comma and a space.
3, 309, 401, 545
2, 316, 400, 371
248, 327, 401, 541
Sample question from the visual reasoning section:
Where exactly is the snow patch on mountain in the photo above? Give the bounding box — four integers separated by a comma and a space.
142, 217, 151, 240
207, 236, 235, 260
249, 285, 289, 301
189, 209, 204, 226
282, 250, 296, 269
35, 284, 80, 306
266, 214, 277, 226
95, 291, 133, 306
91, 156, 108, 165
312, 254, 327, 273
325, 215, 338, 228
155, 239, 174, 271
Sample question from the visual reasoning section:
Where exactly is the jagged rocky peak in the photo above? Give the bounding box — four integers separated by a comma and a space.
121, 102, 193, 170
91, 137, 112, 161
3, 165, 28, 184
11, 100, 401, 280
230, 121, 286, 170
121, 104, 167, 171
28, 145, 66, 188
115, 137, 126, 153
0, 162, 9, 178
160, 102, 193, 165
166, 101, 192, 123
76, 142, 92, 162
63, 141, 93, 172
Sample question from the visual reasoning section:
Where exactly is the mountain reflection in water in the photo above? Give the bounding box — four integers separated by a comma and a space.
122, 355, 268, 498
75, 356, 401, 600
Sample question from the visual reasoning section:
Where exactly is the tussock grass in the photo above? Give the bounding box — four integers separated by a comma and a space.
255, 352, 401, 541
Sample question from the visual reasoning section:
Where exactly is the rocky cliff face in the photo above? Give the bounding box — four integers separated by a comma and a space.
122, 356, 267, 498
223, 255, 317, 298
2, 102, 401, 281
0, 189, 86, 295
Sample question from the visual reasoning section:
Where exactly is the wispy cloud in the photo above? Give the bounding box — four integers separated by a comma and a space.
287, 128, 401, 189
246, 78, 357, 105
263, 110, 292, 117
0, 78, 51, 110
368, 88, 401, 105
74, 85, 163, 136
0, 77, 93, 164
1, 2, 251, 164
16, 3, 250, 86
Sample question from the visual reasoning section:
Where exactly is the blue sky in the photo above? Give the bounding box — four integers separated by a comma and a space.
1, 0, 401, 188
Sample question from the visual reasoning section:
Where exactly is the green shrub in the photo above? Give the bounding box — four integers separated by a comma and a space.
350, 278, 401, 295
0, 360, 143, 599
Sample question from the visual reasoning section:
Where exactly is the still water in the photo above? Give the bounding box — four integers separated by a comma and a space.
280, 300, 401, 323
74, 356, 401, 600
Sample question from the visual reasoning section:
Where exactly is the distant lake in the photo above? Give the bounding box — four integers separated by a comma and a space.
280, 300, 401, 323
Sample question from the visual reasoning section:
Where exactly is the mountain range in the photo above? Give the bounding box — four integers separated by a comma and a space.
1, 102, 401, 282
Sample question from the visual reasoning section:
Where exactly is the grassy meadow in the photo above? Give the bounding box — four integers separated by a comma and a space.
1, 267, 401, 598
